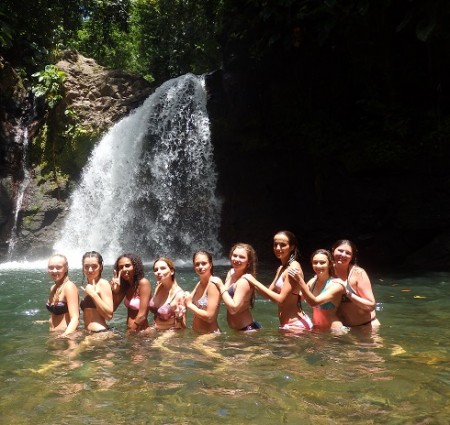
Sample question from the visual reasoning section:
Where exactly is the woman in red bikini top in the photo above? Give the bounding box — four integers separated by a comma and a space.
149, 257, 186, 331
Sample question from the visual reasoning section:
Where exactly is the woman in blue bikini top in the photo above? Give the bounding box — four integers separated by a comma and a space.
289, 249, 346, 332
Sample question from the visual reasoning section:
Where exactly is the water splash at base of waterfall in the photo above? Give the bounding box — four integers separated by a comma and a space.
54, 74, 222, 264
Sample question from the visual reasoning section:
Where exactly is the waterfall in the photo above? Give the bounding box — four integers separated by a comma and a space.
7, 124, 30, 260
54, 74, 223, 264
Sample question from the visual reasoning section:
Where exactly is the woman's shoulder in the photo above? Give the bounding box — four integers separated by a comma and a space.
209, 276, 223, 285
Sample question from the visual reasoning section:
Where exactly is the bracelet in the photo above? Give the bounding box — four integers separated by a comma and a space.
220, 290, 227, 296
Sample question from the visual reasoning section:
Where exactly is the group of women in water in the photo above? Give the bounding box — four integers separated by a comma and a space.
45, 231, 380, 337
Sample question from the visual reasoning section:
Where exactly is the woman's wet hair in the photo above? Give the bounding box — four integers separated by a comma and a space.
81, 251, 104, 284
331, 239, 358, 265
114, 253, 145, 288
193, 250, 214, 275
275, 230, 299, 264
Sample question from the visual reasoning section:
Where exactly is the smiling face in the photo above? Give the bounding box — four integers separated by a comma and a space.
273, 233, 292, 263
48, 255, 68, 283
311, 253, 331, 277
117, 257, 135, 282
153, 260, 174, 283
333, 243, 353, 267
230, 246, 249, 272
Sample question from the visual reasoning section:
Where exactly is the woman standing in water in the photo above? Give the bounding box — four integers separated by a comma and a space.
111, 253, 152, 332
46, 253, 79, 336
213, 243, 261, 331
184, 251, 221, 334
80, 251, 113, 332
289, 249, 345, 331
332, 239, 380, 328
150, 257, 186, 330
244, 231, 313, 331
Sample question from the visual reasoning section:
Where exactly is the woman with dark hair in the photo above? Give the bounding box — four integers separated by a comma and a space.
332, 239, 380, 328
289, 249, 345, 331
80, 251, 113, 332
111, 253, 152, 332
184, 251, 222, 334
46, 253, 79, 336
149, 257, 186, 330
244, 231, 313, 331
213, 243, 261, 331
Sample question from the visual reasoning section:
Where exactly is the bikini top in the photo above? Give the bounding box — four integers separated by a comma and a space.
194, 295, 208, 310
124, 294, 151, 311
149, 288, 182, 321
341, 267, 357, 303
311, 278, 336, 310
46, 301, 69, 315
80, 295, 96, 310
274, 272, 285, 294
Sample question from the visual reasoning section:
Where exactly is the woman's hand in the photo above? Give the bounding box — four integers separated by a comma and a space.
110, 270, 121, 293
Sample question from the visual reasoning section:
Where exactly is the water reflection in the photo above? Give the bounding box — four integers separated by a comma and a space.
0, 267, 449, 424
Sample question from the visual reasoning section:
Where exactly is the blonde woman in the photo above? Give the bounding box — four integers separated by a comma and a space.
46, 253, 79, 336
213, 243, 261, 331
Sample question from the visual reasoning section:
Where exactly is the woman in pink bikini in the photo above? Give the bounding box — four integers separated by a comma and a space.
149, 257, 186, 331
244, 231, 313, 331
184, 251, 222, 334
111, 253, 152, 332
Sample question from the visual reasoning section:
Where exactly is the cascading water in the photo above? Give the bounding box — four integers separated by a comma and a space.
54, 74, 223, 263
7, 123, 30, 260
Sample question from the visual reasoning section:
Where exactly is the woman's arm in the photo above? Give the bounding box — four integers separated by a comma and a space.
345, 267, 376, 311
134, 278, 152, 327
243, 272, 292, 305
62, 281, 79, 336
185, 278, 221, 323
220, 277, 252, 315
82, 279, 114, 320
289, 270, 344, 307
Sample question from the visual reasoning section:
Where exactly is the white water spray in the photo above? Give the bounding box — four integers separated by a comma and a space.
7, 124, 30, 260
54, 74, 222, 264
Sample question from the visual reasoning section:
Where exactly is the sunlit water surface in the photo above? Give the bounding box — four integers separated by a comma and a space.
0, 264, 448, 424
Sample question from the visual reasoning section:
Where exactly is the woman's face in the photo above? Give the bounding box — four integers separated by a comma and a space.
117, 257, 134, 282
230, 247, 249, 272
48, 256, 67, 283
83, 257, 102, 282
273, 233, 292, 262
193, 253, 212, 277
153, 260, 173, 283
312, 253, 330, 276
333, 244, 353, 266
